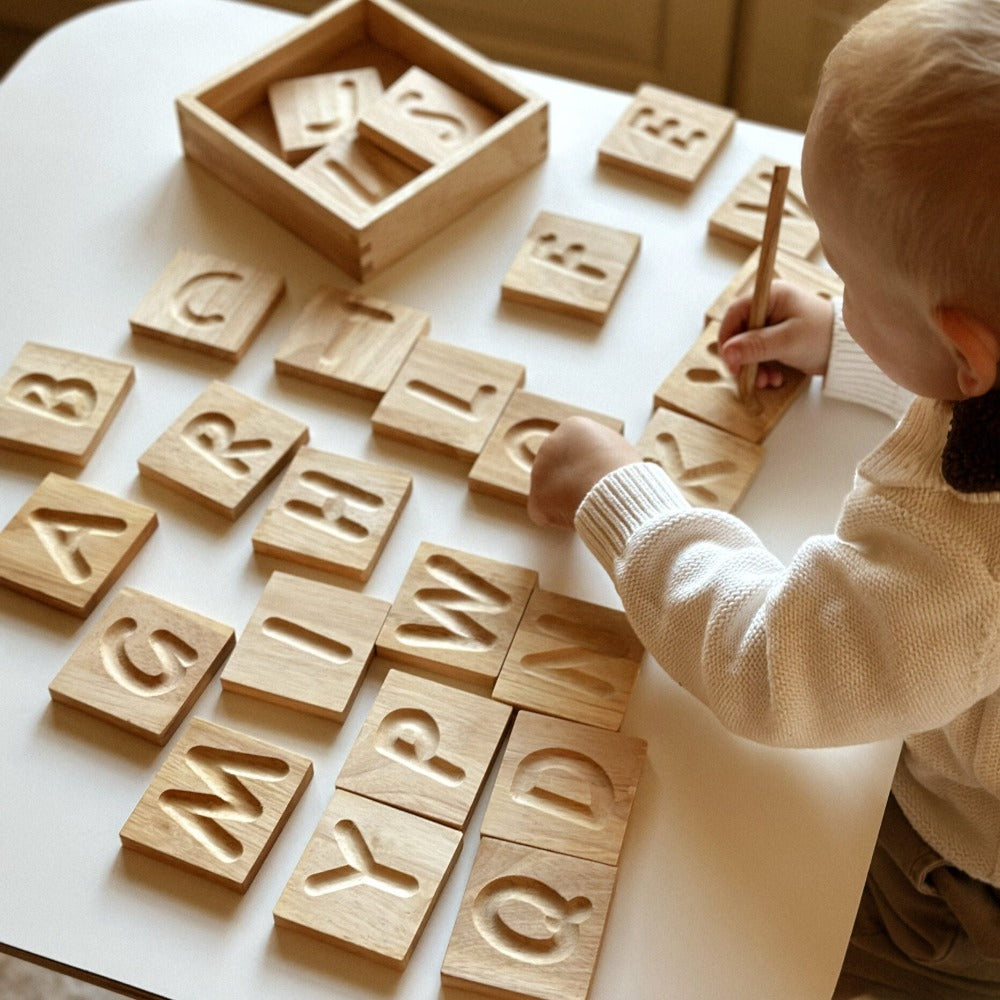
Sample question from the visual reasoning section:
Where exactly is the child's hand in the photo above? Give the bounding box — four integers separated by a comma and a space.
528, 416, 641, 529
718, 280, 835, 389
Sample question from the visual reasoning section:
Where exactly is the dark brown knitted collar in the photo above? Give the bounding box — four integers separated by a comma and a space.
942, 388, 1000, 492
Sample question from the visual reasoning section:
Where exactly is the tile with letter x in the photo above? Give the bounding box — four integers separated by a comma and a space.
274, 788, 462, 968
129, 249, 285, 361
501, 211, 640, 323
137, 380, 309, 520
337, 669, 512, 829
0, 473, 157, 617
376, 541, 538, 685
480, 710, 646, 867
0, 342, 134, 466
251, 446, 411, 582
441, 836, 618, 1000
220, 570, 389, 721
119, 717, 312, 892
492, 588, 644, 732
49, 587, 234, 744
468, 389, 624, 505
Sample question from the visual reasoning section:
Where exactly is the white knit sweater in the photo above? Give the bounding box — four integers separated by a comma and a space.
576, 309, 1000, 885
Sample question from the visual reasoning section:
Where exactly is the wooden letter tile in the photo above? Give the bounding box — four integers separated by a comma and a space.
49, 587, 234, 744
708, 156, 820, 258
274, 788, 462, 967
137, 380, 309, 520
492, 589, 644, 732
220, 571, 390, 721
0, 473, 157, 617
129, 249, 285, 361
273, 285, 429, 400
268, 68, 384, 164
652, 320, 808, 444
357, 66, 499, 171
376, 541, 538, 685
480, 711, 646, 867
119, 717, 312, 892
371, 339, 525, 461
337, 669, 512, 829
468, 390, 625, 505
251, 447, 411, 582
598, 84, 736, 191
635, 408, 764, 511
501, 211, 641, 324
0, 342, 134, 466
441, 837, 617, 1000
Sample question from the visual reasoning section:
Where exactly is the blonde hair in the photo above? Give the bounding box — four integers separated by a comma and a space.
818, 0, 1000, 323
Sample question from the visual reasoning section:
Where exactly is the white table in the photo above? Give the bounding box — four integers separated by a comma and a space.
0, 3, 900, 998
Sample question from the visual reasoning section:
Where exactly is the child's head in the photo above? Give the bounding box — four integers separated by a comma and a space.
802, 0, 1000, 399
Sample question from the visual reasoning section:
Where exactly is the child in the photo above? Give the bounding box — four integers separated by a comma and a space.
527, 1, 1000, 996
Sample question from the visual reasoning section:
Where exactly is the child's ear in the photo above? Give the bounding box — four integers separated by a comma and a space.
934, 307, 1000, 398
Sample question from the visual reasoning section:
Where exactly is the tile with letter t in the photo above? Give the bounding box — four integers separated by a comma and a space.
337, 669, 512, 829
480, 711, 646, 867
441, 836, 618, 1000
274, 788, 462, 968
49, 587, 234, 744
220, 571, 389, 721
492, 588, 644, 732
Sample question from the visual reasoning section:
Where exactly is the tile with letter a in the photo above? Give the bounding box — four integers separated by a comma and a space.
375, 541, 538, 685
0, 341, 134, 467
274, 788, 462, 968
251, 446, 411, 582
129, 249, 285, 361
492, 589, 644, 732
119, 717, 312, 893
220, 570, 389, 721
441, 836, 617, 1000
337, 669, 512, 829
0, 473, 157, 617
49, 587, 234, 744
137, 380, 309, 520
480, 711, 646, 867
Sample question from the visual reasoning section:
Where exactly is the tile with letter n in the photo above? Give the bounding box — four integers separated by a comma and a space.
137, 380, 309, 520
480, 711, 646, 867
376, 541, 537, 685
251, 446, 411, 582
468, 390, 624, 505
441, 836, 618, 1000
274, 788, 462, 968
119, 717, 312, 893
0, 473, 157, 617
492, 589, 644, 732
220, 570, 389, 721
337, 669, 512, 829
49, 587, 234, 744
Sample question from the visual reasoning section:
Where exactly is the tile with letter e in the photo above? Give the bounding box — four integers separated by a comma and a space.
492, 589, 644, 732
119, 717, 312, 893
0, 473, 157, 617
251, 447, 411, 582
468, 390, 624, 505
376, 541, 537, 685
0, 342, 134, 467
441, 836, 617, 1000
49, 587, 234, 744
273, 285, 429, 400
129, 249, 285, 361
480, 711, 646, 867
137, 380, 308, 520
220, 571, 389, 721
274, 788, 462, 968
337, 669, 512, 829
501, 211, 640, 323
371, 338, 525, 461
